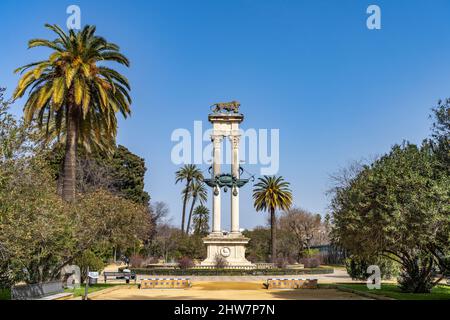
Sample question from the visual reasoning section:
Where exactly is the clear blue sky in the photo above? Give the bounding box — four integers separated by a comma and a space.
1, 0, 450, 229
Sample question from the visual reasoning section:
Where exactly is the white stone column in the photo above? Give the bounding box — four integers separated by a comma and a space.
230, 135, 240, 234
212, 135, 223, 234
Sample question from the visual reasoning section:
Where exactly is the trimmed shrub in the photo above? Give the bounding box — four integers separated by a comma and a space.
274, 257, 288, 269
345, 256, 400, 280
130, 254, 145, 268
124, 267, 334, 276
214, 254, 228, 269
178, 257, 194, 270
302, 258, 320, 268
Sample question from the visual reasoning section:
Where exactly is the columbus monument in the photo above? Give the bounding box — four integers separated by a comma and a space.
201, 101, 255, 268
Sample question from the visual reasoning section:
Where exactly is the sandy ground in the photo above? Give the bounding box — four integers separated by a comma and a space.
86, 281, 370, 300
84, 264, 371, 300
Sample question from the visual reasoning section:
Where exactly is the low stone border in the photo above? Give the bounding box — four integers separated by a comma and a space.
322, 284, 395, 300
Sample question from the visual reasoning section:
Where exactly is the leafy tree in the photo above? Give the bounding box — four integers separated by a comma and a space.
330, 143, 449, 293
175, 164, 203, 233
46, 144, 150, 206
243, 227, 271, 262
0, 104, 151, 285
186, 181, 207, 234
74, 250, 105, 283
430, 99, 450, 171
192, 205, 210, 236
13, 24, 131, 202
253, 176, 293, 262
278, 208, 322, 262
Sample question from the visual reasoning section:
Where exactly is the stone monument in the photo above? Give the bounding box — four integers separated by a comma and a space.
201, 101, 255, 268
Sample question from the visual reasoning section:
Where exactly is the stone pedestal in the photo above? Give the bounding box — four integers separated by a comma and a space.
200, 234, 254, 267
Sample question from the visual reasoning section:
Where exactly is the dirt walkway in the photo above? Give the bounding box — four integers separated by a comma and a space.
87, 281, 370, 300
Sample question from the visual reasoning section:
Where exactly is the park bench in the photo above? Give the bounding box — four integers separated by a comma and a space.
139, 278, 191, 289
103, 271, 136, 283
11, 280, 73, 300
265, 278, 318, 289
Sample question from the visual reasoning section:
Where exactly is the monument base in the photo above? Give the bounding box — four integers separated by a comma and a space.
200, 233, 255, 268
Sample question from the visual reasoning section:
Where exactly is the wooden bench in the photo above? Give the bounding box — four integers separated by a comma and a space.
103, 271, 136, 283
265, 278, 318, 289
139, 278, 191, 289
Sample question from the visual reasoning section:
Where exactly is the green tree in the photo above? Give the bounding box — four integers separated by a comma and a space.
186, 181, 207, 234
430, 99, 450, 171
46, 144, 150, 205
192, 205, 210, 236
175, 164, 203, 233
13, 24, 131, 202
242, 227, 271, 262
252, 176, 293, 262
330, 143, 449, 293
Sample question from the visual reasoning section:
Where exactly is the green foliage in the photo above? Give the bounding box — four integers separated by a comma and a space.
345, 256, 400, 281
172, 234, 205, 260
337, 283, 450, 300
47, 144, 150, 205
13, 24, 131, 154
304, 249, 320, 258
74, 250, 105, 283
192, 205, 210, 236
0, 104, 151, 285
175, 164, 204, 234
125, 267, 334, 276
253, 176, 293, 262
243, 227, 271, 262
331, 142, 449, 293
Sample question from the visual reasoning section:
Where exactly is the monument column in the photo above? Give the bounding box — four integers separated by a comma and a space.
211, 135, 223, 234
230, 134, 241, 234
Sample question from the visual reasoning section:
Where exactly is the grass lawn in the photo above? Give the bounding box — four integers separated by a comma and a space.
0, 284, 133, 300
337, 283, 450, 300
65, 283, 135, 298
0, 288, 11, 300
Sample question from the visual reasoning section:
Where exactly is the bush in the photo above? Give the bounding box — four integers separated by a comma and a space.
274, 257, 288, 269
130, 254, 145, 268
301, 258, 320, 268
124, 267, 334, 276
345, 256, 400, 280
74, 251, 105, 283
178, 257, 194, 270
214, 254, 228, 269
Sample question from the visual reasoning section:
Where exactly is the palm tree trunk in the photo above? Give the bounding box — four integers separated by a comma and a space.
62, 101, 79, 202
270, 208, 277, 262
186, 195, 197, 235
180, 180, 190, 233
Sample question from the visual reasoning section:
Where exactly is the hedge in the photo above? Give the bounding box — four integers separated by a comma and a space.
120, 267, 334, 276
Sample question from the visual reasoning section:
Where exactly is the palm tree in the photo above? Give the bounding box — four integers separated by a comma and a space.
186, 181, 207, 234
13, 24, 131, 202
175, 164, 203, 233
192, 205, 210, 236
253, 176, 293, 262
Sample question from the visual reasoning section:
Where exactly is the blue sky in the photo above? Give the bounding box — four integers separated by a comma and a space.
1, 0, 450, 229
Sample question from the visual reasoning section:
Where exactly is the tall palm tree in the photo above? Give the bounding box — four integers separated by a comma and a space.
13, 24, 131, 202
253, 176, 293, 262
175, 164, 203, 233
186, 181, 207, 234
192, 205, 210, 236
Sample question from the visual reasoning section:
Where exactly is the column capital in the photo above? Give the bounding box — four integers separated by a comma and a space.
211, 134, 224, 144
229, 135, 241, 149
